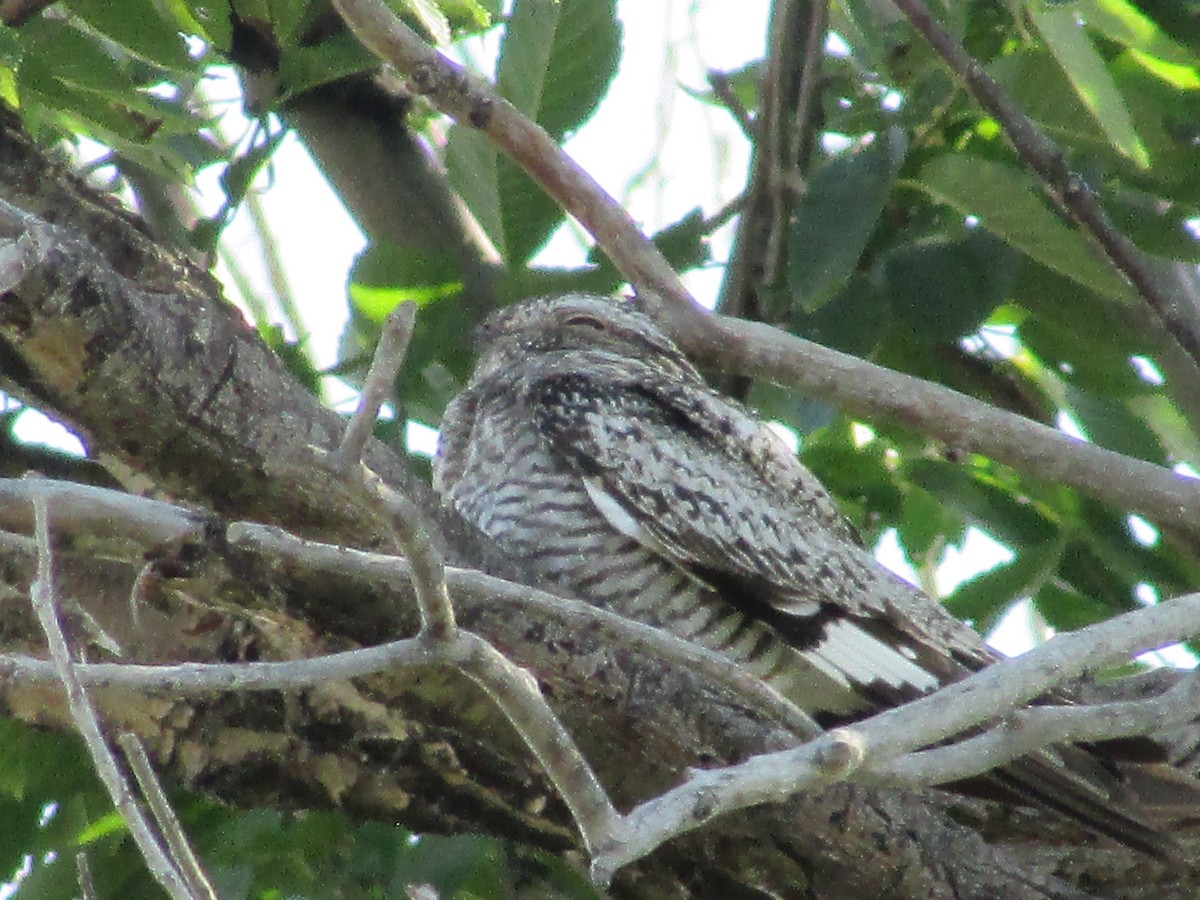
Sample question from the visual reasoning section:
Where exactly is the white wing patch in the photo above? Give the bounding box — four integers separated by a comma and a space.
806, 619, 941, 693
584, 476, 940, 702
583, 475, 684, 564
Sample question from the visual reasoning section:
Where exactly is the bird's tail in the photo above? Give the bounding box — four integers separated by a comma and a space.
977, 744, 1200, 863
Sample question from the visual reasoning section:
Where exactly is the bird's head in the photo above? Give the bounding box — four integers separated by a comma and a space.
469, 293, 701, 382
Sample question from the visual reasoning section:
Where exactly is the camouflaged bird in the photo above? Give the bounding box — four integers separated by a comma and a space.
434, 292, 1190, 859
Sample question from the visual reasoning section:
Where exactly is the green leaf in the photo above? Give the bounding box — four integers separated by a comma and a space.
685, 61, 762, 117
1079, 0, 1194, 67
1105, 187, 1200, 261
497, 0, 620, 140
1064, 384, 1166, 462
897, 485, 966, 562
277, 33, 377, 100
1019, 316, 1152, 398
907, 460, 1059, 547
22, 18, 135, 95
915, 154, 1135, 301
989, 48, 1117, 153
492, 0, 621, 263
439, 0, 494, 30
1028, 2, 1151, 167
645, 208, 711, 273
444, 128, 505, 258
0, 719, 32, 800
885, 229, 1022, 341
400, 0, 452, 46
348, 244, 465, 319
185, 2, 235, 49
789, 271, 890, 355
1034, 581, 1122, 630
64, 0, 193, 70
787, 127, 905, 312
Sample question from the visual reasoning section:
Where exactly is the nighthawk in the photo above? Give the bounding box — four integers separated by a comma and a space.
434, 292, 1190, 858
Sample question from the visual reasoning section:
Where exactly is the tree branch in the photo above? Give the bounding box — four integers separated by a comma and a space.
888, 0, 1200, 370
7, 477, 1200, 884
880, 675, 1200, 786
116, 733, 217, 900
27, 492, 197, 900
328, 0, 694, 312
593, 591, 1200, 877
0, 476, 820, 738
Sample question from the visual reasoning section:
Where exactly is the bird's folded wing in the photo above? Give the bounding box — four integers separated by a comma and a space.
528, 371, 992, 688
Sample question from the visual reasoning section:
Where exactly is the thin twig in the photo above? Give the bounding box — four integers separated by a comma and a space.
889, 0, 1200, 370
27, 494, 196, 900
447, 631, 624, 856
705, 70, 754, 138
75, 852, 97, 900
785, 0, 827, 189
333, 301, 417, 470
360, 467, 458, 638
878, 672, 1200, 786
117, 733, 218, 900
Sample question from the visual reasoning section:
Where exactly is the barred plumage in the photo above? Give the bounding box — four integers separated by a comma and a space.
434, 292, 1190, 859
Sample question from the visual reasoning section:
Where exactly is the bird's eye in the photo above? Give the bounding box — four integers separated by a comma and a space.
564, 315, 607, 331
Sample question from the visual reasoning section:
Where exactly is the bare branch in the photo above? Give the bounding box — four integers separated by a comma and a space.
443, 631, 625, 857
705, 71, 753, 138
333, 301, 417, 470
117, 733, 218, 900
75, 852, 96, 900
683, 314, 1200, 536
591, 591, 1200, 878
362, 467, 459, 639
323, 297, 457, 638
888, 0, 1200, 370
881, 672, 1200, 786
27, 491, 196, 900
0, 476, 821, 737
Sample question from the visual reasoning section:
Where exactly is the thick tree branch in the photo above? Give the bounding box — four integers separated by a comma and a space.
6, 477, 1200, 885
2, 478, 1187, 896
0, 476, 820, 738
